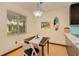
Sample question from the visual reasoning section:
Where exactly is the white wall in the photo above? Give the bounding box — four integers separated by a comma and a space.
0, 3, 37, 55
35, 7, 70, 45
0, 3, 70, 55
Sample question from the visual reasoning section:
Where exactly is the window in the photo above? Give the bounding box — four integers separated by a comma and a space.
7, 10, 26, 35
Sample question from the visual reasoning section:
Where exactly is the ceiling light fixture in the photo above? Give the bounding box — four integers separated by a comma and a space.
33, 2, 43, 17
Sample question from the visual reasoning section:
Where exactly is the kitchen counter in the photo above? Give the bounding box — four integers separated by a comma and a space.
65, 33, 79, 56
65, 33, 79, 49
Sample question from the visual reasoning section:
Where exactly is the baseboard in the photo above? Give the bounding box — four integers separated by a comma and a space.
1, 46, 22, 56
49, 42, 67, 47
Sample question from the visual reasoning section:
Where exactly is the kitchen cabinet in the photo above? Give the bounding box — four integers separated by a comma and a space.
70, 3, 79, 25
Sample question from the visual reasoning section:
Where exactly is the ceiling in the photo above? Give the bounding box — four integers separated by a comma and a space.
14, 2, 75, 12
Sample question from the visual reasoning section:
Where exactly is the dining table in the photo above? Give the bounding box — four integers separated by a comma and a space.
24, 36, 49, 56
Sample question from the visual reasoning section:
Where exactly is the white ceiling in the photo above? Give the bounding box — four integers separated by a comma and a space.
14, 2, 75, 12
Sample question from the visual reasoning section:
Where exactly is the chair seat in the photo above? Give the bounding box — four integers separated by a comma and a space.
24, 48, 39, 56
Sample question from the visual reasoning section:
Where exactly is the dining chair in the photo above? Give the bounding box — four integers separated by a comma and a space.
23, 43, 39, 56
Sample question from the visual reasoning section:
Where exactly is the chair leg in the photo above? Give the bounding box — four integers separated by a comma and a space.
29, 44, 38, 56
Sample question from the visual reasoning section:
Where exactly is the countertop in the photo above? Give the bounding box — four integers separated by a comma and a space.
65, 33, 79, 49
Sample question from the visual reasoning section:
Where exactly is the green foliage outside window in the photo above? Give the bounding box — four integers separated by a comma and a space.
7, 10, 26, 35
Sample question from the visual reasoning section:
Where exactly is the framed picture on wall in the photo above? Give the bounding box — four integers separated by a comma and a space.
40, 19, 50, 29
53, 16, 60, 31
7, 10, 26, 35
